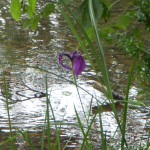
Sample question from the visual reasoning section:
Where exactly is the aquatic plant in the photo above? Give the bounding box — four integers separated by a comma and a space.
58, 51, 86, 76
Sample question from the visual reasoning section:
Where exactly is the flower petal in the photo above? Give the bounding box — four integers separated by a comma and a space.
58, 51, 86, 76
73, 55, 86, 76
70, 51, 77, 60
58, 53, 72, 71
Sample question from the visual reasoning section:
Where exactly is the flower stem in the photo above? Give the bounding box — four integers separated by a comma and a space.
72, 70, 88, 124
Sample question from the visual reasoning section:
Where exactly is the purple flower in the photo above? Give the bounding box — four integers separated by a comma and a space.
58, 51, 86, 76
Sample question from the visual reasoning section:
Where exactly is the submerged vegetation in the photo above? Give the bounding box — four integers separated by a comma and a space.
0, 0, 149, 149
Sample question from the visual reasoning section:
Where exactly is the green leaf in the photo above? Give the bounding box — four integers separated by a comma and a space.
41, 3, 55, 18
28, 0, 36, 12
23, 0, 37, 18
101, 2, 109, 21
93, 0, 103, 21
25, 0, 37, 18
22, 15, 40, 30
75, 0, 88, 18
22, 19, 31, 29
75, 0, 106, 29
82, 5, 91, 29
10, 0, 21, 21
75, 0, 90, 29
26, 5, 34, 18
30, 15, 40, 30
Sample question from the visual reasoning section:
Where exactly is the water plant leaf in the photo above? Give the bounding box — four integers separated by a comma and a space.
10, 0, 21, 21
41, 3, 55, 18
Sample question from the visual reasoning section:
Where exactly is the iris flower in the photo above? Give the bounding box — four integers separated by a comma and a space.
58, 51, 86, 76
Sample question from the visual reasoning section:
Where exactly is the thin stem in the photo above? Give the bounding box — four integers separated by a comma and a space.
121, 63, 135, 149
3, 73, 15, 150
45, 75, 51, 150
45, 76, 61, 150
72, 70, 88, 124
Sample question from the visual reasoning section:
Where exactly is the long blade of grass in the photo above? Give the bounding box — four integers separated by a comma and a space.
97, 108, 106, 150
74, 105, 91, 150
88, 0, 121, 147
45, 75, 61, 150
121, 62, 135, 149
146, 130, 150, 149
88, 0, 112, 98
72, 71, 88, 123
88, 1, 129, 147
0, 135, 17, 146
87, 95, 94, 123
2, 73, 15, 150
18, 130, 34, 150
80, 113, 99, 150
45, 75, 51, 150
41, 115, 46, 150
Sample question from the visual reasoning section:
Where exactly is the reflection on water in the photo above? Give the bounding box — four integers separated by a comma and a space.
0, 0, 149, 149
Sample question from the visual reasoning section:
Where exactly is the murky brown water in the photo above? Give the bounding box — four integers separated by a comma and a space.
0, 1, 149, 149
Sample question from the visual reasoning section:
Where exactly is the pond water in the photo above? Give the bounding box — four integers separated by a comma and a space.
0, 1, 149, 149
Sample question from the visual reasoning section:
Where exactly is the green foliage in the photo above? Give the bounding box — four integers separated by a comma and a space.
75, 0, 109, 29
10, 0, 55, 30
10, 0, 37, 20
18, 130, 34, 150
19, 0, 36, 18
120, 35, 150, 78
96, 0, 150, 89
134, 0, 150, 30
22, 15, 40, 30
10, 0, 21, 21
113, 14, 133, 30
41, 3, 55, 18
23, 2, 55, 29
28, 0, 37, 13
